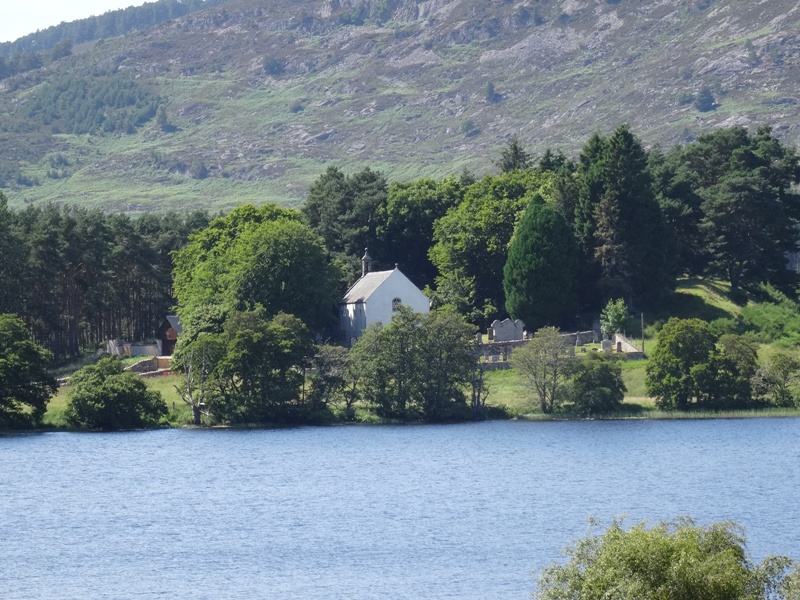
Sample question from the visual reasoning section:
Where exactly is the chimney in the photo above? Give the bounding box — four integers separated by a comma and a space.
361, 248, 373, 277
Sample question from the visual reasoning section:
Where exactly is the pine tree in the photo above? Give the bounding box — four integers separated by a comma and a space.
495, 135, 532, 173
574, 126, 673, 307
593, 191, 632, 301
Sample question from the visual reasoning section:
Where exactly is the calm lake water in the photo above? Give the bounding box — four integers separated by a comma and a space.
2, 419, 799, 599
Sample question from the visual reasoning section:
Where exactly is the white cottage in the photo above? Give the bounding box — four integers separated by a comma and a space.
340, 250, 430, 344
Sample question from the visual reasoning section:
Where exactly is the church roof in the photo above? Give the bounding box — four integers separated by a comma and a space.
341, 269, 395, 304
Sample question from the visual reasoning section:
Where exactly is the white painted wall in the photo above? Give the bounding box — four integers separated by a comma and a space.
340, 269, 429, 343
365, 270, 429, 330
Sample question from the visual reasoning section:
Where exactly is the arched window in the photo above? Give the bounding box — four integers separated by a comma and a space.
392, 297, 402, 312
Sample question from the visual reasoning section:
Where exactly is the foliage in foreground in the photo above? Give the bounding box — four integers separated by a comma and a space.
65, 357, 167, 430
534, 518, 799, 600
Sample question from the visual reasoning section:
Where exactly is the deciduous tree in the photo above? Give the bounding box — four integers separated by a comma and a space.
566, 353, 626, 416
65, 357, 166, 431
646, 318, 717, 410
646, 319, 756, 410
752, 352, 800, 407
208, 309, 315, 424
0, 313, 56, 428
514, 326, 569, 413
174, 204, 340, 331
599, 298, 629, 338
352, 307, 476, 421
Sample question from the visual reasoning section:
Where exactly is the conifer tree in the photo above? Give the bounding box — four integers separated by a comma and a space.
496, 135, 532, 173
593, 191, 632, 302
503, 196, 579, 330
574, 126, 673, 306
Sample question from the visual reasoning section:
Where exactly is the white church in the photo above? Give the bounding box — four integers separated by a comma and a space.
339, 250, 430, 344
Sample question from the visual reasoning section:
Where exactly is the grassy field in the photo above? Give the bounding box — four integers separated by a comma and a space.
43, 372, 190, 428
483, 356, 652, 415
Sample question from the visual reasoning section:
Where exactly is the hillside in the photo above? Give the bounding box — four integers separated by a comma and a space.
2, 0, 800, 212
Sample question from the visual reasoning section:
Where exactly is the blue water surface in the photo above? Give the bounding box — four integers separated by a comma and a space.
1, 419, 799, 599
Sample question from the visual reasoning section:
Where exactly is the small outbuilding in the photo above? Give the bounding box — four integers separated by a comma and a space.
157, 315, 183, 356
339, 250, 430, 345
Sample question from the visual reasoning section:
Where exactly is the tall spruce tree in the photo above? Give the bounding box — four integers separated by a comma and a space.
574, 126, 673, 307
503, 196, 579, 330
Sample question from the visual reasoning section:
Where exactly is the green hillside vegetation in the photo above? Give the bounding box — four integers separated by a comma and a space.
34, 280, 800, 427
481, 277, 800, 418
4, 117, 800, 428
2, 0, 800, 211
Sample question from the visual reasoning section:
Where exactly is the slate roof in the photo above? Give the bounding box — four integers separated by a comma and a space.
341, 269, 394, 304
166, 315, 183, 334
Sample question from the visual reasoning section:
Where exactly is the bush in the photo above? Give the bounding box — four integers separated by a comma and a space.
534, 518, 798, 600
263, 56, 285, 76
566, 353, 626, 416
694, 86, 717, 112
65, 357, 166, 430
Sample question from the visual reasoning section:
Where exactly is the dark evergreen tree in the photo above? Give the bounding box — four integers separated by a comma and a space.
662, 126, 800, 290
573, 126, 673, 307
303, 166, 388, 284
593, 191, 632, 301
503, 195, 579, 330
538, 149, 570, 173
0, 199, 207, 360
495, 135, 532, 173
0, 194, 25, 316
648, 146, 705, 276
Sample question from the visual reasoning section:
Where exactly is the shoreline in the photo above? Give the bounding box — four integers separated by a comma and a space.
5, 407, 800, 434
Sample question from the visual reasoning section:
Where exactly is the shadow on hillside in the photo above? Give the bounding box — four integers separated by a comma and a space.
657, 278, 741, 323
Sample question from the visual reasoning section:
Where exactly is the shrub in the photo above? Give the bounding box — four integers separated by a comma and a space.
534, 518, 797, 600
65, 357, 166, 430
565, 353, 626, 416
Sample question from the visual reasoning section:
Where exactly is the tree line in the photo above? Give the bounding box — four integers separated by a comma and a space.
303, 125, 800, 332
2, 123, 800, 428
0, 192, 209, 360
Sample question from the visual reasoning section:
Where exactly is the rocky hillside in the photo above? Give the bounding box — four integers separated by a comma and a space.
2, 0, 799, 212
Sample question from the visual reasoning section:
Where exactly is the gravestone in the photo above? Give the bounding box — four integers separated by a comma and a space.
490, 318, 526, 342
